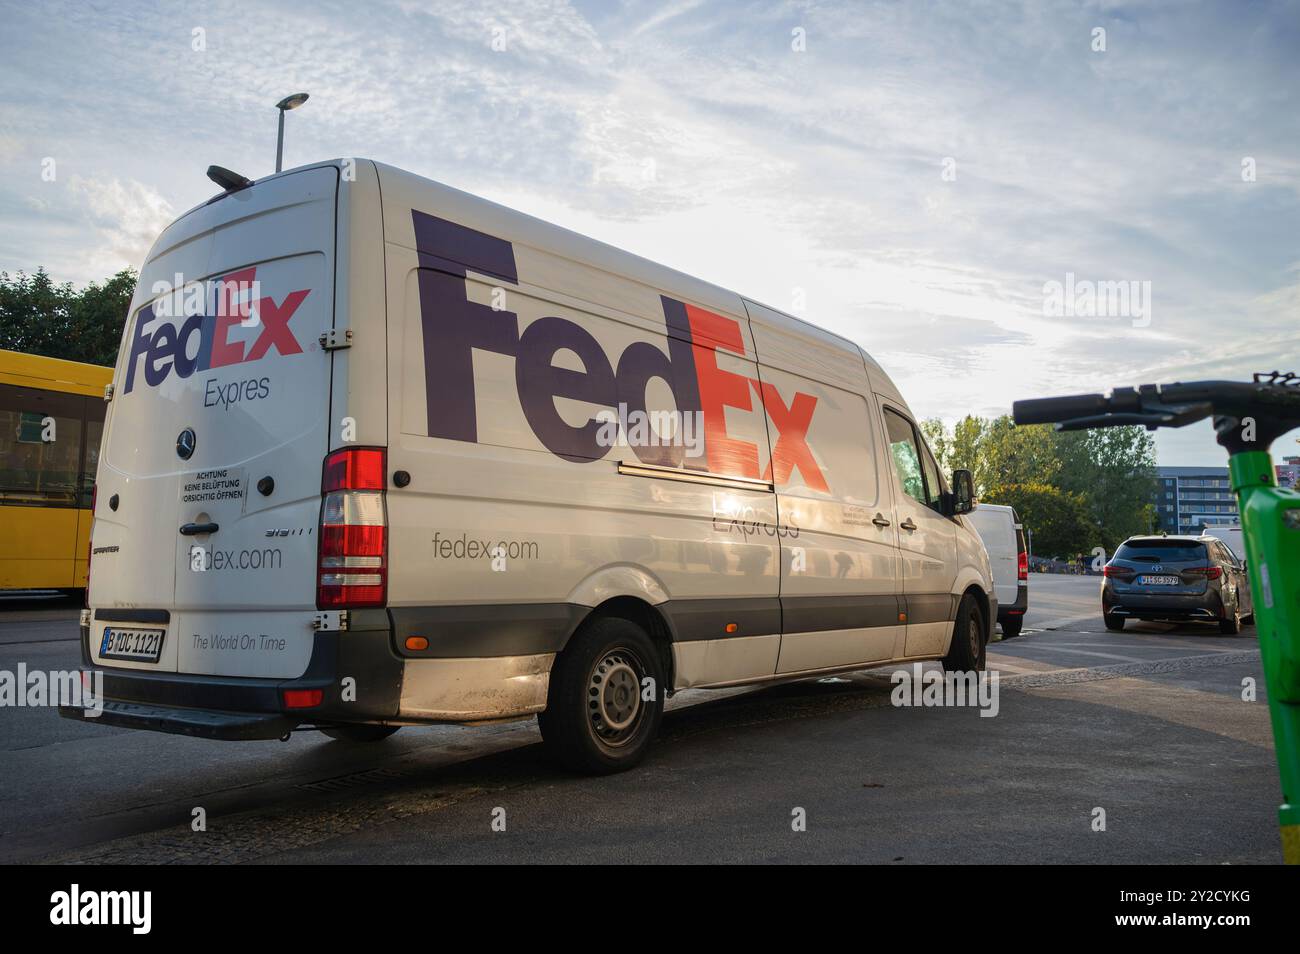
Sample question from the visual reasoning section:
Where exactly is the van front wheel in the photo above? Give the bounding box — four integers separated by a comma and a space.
942, 593, 986, 672
539, 617, 664, 775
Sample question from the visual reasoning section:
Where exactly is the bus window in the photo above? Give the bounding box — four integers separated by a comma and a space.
0, 383, 85, 507
80, 396, 106, 508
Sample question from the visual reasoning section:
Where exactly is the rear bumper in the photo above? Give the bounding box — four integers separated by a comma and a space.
63, 609, 402, 739
61, 608, 554, 739
58, 698, 298, 741
1103, 585, 1224, 621
997, 583, 1028, 622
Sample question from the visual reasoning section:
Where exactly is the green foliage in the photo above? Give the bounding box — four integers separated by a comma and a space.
983, 482, 1095, 558
920, 418, 950, 470
1054, 427, 1158, 551
923, 412, 1158, 556
0, 268, 135, 366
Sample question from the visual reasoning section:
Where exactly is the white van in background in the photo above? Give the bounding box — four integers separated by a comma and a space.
966, 503, 1028, 638
61, 159, 996, 773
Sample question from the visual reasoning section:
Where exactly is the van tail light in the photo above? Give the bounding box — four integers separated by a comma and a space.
1185, 566, 1222, 580
1017, 549, 1028, 581
1103, 564, 1135, 580
317, 448, 387, 609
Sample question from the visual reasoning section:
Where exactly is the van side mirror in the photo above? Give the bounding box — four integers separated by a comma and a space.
950, 469, 975, 515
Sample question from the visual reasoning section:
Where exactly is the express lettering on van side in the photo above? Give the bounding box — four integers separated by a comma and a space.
410, 210, 828, 491
122, 266, 308, 395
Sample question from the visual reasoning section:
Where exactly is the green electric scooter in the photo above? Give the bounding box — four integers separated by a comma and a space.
1013, 372, 1300, 864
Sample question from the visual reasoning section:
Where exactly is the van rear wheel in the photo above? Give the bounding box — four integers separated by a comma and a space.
538, 616, 664, 775
999, 616, 1023, 639
942, 594, 986, 672
321, 725, 399, 743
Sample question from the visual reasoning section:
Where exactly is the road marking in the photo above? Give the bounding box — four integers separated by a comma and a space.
1046, 639, 1226, 656
1007, 645, 1148, 664
1003, 649, 1260, 691
1035, 613, 1102, 630
986, 655, 1061, 674
0, 637, 80, 647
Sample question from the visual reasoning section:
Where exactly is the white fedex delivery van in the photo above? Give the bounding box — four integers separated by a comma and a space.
62, 159, 995, 773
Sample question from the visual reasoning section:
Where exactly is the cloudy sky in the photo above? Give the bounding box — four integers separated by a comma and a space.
2, 0, 1297, 465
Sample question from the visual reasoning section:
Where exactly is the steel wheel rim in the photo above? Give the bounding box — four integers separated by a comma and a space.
968, 616, 981, 658
588, 649, 645, 745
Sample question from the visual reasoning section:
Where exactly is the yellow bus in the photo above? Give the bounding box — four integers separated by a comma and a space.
0, 349, 111, 591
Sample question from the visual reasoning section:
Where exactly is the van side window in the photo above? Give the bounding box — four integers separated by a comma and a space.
920, 442, 943, 512
884, 408, 925, 504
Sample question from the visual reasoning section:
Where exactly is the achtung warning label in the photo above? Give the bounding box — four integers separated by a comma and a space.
181, 468, 246, 505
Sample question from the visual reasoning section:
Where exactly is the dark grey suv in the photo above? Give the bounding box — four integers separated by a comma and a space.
1101, 535, 1253, 634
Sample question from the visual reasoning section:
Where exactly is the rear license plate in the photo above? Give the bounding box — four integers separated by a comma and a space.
1139, 575, 1180, 586
100, 627, 164, 663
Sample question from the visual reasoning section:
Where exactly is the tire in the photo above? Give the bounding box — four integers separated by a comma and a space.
321, 724, 400, 743
1000, 616, 1023, 640
1103, 612, 1125, 632
1219, 600, 1242, 635
538, 616, 665, 775
942, 593, 986, 671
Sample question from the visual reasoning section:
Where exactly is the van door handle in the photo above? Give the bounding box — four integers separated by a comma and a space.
900, 518, 918, 532
179, 522, 219, 536
872, 514, 891, 527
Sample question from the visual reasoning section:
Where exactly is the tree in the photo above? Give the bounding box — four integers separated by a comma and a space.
976, 416, 1060, 493
925, 414, 1059, 494
920, 417, 951, 471
0, 268, 135, 366
949, 415, 986, 479
922, 412, 1157, 556
1054, 426, 1157, 552
982, 482, 1095, 559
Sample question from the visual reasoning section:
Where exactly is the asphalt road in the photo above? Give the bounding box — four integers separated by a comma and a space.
0, 575, 1280, 863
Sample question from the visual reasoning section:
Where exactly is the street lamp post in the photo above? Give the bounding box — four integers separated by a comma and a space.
274, 93, 310, 173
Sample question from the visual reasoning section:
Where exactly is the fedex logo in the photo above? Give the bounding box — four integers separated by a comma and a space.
123, 267, 309, 394
412, 210, 828, 492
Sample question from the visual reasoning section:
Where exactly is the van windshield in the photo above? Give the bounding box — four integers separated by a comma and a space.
1114, 541, 1206, 563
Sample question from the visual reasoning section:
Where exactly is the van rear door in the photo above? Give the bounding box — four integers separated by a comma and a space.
971, 507, 1018, 607
90, 167, 338, 679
